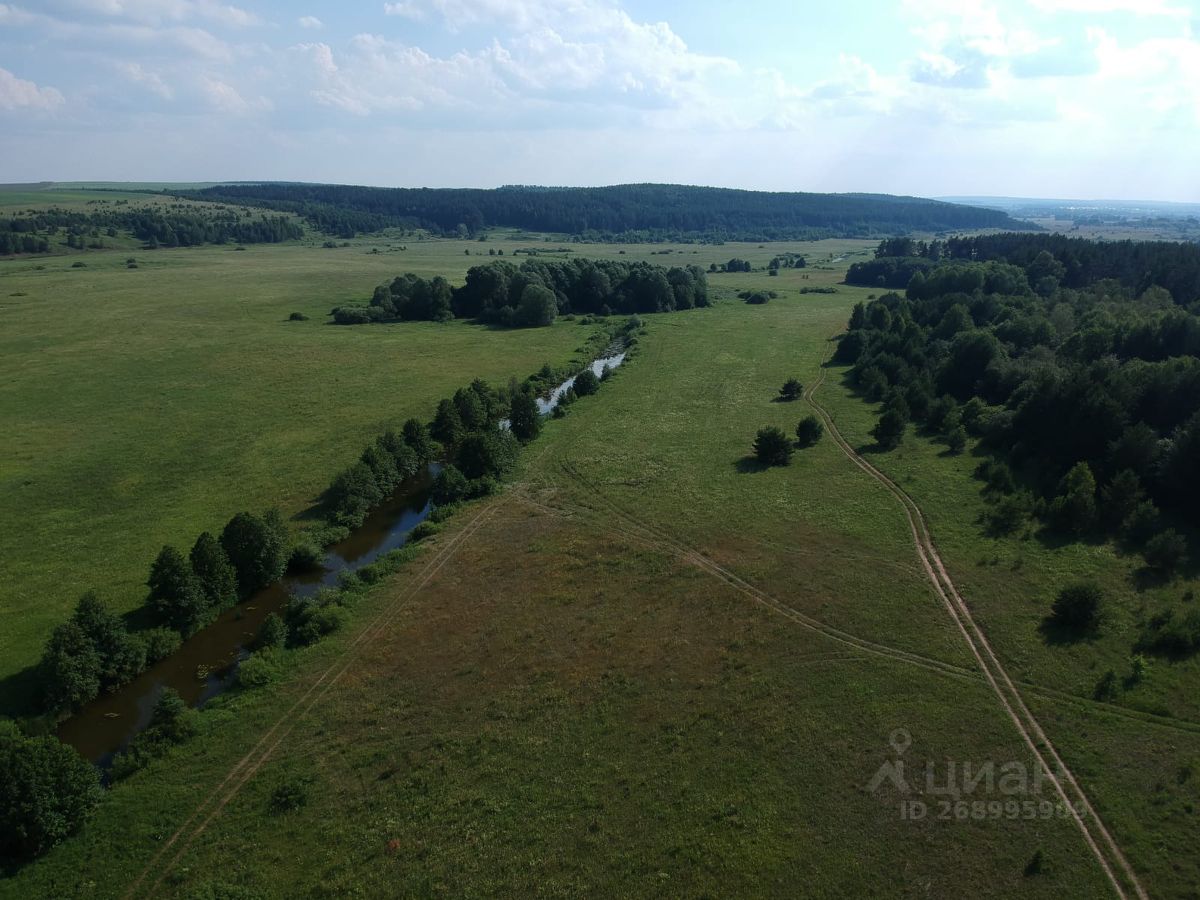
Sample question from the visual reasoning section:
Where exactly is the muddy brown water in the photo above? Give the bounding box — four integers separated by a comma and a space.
57, 349, 626, 770
57, 465, 438, 769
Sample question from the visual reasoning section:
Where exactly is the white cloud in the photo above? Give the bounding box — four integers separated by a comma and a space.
298, 15, 322, 29
1028, 0, 1191, 16
0, 66, 66, 110
115, 61, 172, 98
301, 2, 739, 123
37, 0, 260, 27
203, 77, 270, 114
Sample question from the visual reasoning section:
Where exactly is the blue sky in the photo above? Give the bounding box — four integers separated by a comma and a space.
1, 0, 1198, 200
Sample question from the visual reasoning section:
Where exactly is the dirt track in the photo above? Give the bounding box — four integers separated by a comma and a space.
802, 351, 1147, 900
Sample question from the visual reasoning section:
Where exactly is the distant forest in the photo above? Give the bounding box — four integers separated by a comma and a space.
1, 204, 302, 254
177, 183, 1028, 242
846, 234, 1200, 306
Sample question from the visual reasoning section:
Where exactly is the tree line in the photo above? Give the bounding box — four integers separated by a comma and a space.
836, 240, 1200, 586
333, 258, 709, 328
178, 183, 1027, 241
0, 205, 303, 255
849, 233, 1200, 306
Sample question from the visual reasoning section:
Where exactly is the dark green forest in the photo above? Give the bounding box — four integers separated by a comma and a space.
0, 205, 302, 254
333, 257, 708, 327
178, 183, 1027, 242
847, 234, 1200, 305
837, 236, 1200, 617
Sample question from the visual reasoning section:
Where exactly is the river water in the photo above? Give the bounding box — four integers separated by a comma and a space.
57, 348, 626, 768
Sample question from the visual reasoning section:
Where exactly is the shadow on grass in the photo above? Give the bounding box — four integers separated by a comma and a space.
0, 664, 44, 720
1038, 615, 1101, 646
734, 456, 772, 474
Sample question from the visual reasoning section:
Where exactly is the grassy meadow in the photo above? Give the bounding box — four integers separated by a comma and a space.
5, 193, 1197, 896
0, 207, 873, 712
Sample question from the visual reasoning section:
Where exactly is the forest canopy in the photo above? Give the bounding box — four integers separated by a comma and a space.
178, 183, 1028, 242
837, 232, 1200, 569
333, 257, 709, 327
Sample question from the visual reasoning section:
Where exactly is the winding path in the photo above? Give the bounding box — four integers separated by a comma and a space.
803, 348, 1147, 900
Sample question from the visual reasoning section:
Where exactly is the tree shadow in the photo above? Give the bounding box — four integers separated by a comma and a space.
1038, 615, 1101, 646
0, 664, 43, 720
734, 456, 771, 474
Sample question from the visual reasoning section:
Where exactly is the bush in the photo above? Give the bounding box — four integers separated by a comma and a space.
432, 465, 469, 505
573, 368, 600, 397
871, 408, 907, 451
795, 416, 823, 447
1144, 529, 1188, 576
985, 491, 1033, 536
256, 612, 287, 650
944, 424, 968, 454
1094, 669, 1118, 701
407, 521, 439, 542
237, 650, 282, 688
288, 311, 309, 321
327, 462, 383, 528
0, 721, 101, 861
778, 378, 803, 402
456, 429, 518, 480
1049, 581, 1103, 635
1139, 608, 1200, 658
1049, 463, 1097, 535
288, 540, 324, 572
286, 593, 348, 647
270, 776, 310, 814
753, 426, 793, 466
140, 627, 183, 664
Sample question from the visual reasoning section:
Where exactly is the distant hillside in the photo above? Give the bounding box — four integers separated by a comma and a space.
181, 182, 1031, 242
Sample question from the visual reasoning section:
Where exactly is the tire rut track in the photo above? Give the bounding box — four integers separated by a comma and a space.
125, 499, 505, 899
803, 346, 1146, 900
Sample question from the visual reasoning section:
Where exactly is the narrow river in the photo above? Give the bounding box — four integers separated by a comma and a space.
57, 349, 626, 769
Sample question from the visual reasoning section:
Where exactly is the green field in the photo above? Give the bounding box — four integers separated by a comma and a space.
0, 215, 873, 712
5, 198, 1196, 896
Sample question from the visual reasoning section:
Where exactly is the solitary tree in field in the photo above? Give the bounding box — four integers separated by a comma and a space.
795, 416, 823, 447
778, 378, 803, 402
753, 426, 793, 466
1049, 581, 1103, 635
